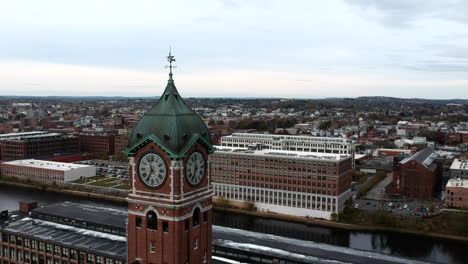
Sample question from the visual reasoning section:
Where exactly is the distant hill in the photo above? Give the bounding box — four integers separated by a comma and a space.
0, 95, 466, 105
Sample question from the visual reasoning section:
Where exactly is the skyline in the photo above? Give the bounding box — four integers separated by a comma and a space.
1, 0, 468, 99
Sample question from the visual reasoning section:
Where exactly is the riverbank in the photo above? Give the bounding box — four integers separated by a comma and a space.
213, 206, 468, 243
0, 180, 127, 204
2, 180, 468, 243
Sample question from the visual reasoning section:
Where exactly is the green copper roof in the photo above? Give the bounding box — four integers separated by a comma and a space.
127, 72, 212, 156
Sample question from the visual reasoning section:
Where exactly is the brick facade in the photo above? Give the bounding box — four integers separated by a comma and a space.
210, 147, 352, 219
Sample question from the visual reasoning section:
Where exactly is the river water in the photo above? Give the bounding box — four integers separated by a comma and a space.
0, 185, 466, 264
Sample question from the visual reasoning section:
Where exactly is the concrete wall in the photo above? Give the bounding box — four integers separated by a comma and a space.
64, 166, 96, 182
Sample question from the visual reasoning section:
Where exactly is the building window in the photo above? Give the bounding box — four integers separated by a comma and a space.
70, 249, 77, 260
150, 241, 156, 253
24, 238, 30, 248
136, 216, 142, 228
10, 248, 15, 260
87, 253, 95, 263
147, 211, 157, 230
39, 242, 45, 252
193, 239, 198, 250
1, 233, 7, 243
185, 220, 190, 231
54, 245, 61, 256
193, 208, 200, 227
31, 240, 37, 249
163, 222, 169, 233
62, 248, 69, 258
203, 212, 208, 223
17, 249, 23, 261
96, 256, 104, 264
25, 251, 31, 262
46, 243, 53, 254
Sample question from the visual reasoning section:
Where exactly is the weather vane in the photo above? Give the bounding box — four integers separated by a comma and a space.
166, 47, 176, 76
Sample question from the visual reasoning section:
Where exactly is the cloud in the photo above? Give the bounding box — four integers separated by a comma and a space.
346, 0, 468, 28
0, 60, 467, 99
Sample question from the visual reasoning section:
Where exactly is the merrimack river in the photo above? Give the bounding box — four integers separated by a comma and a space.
0, 185, 466, 264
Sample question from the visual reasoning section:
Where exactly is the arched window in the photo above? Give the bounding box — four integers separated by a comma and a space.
147, 211, 157, 230
193, 208, 200, 227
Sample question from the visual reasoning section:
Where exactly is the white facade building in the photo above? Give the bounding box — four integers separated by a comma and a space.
221, 133, 354, 155
450, 159, 468, 179
0, 159, 95, 183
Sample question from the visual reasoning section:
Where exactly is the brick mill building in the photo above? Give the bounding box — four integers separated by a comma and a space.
0, 132, 79, 161
78, 133, 116, 155
210, 146, 353, 220
0, 159, 95, 183
0, 202, 127, 264
388, 148, 443, 199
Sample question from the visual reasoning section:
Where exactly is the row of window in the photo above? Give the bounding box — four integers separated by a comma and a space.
0, 233, 124, 264
214, 184, 338, 212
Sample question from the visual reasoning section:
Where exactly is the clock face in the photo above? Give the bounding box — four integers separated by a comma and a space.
138, 152, 167, 189
186, 151, 206, 186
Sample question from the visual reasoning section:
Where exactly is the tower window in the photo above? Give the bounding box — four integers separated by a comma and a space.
150, 241, 156, 253
147, 211, 157, 230
163, 222, 169, 233
193, 208, 200, 227
136, 217, 142, 228
203, 212, 208, 223
193, 239, 198, 250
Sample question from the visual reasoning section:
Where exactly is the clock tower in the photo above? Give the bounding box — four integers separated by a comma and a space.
125, 52, 215, 264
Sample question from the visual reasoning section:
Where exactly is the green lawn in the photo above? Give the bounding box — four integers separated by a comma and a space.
113, 184, 130, 190
73, 176, 106, 184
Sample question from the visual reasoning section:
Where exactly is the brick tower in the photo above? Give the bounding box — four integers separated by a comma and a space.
125, 52, 215, 264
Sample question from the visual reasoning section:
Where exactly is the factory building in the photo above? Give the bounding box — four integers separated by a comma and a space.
0, 159, 95, 183
210, 146, 353, 220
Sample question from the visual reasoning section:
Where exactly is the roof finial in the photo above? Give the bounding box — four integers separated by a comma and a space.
166, 47, 176, 81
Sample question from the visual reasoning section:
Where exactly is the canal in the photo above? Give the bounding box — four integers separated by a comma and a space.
0, 185, 466, 264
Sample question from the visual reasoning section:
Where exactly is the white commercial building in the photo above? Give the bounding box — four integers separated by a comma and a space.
221, 133, 354, 154
450, 159, 468, 179
0, 159, 96, 183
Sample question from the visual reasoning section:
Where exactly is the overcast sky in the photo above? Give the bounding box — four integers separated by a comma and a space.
0, 0, 467, 99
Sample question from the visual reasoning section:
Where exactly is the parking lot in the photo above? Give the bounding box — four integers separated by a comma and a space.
74, 159, 130, 179
354, 198, 441, 217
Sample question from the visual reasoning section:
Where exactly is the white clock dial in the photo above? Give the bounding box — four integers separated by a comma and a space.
138, 152, 167, 188
186, 151, 206, 186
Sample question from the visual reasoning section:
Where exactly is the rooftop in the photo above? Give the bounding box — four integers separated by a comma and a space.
225, 133, 352, 143
0, 131, 48, 139
0, 203, 127, 260
400, 148, 439, 171
446, 178, 468, 188
2, 159, 94, 171
214, 146, 349, 161
450, 159, 468, 171
2, 216, 126, 260
0, 132, 66, 141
